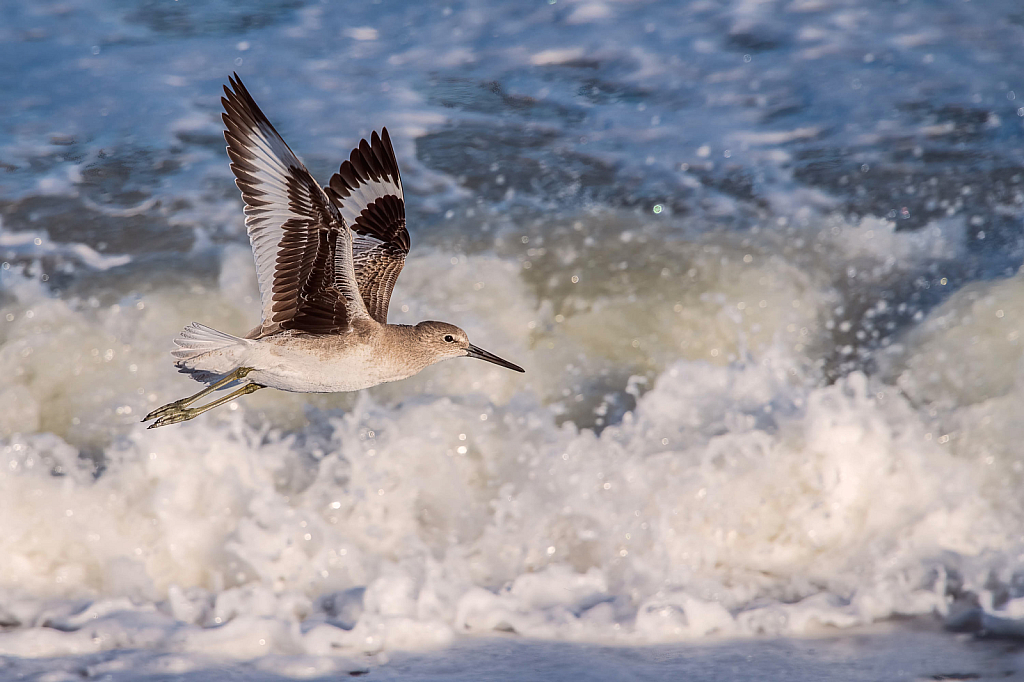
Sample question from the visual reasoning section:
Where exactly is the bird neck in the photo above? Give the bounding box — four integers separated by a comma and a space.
378, 323, 436, 376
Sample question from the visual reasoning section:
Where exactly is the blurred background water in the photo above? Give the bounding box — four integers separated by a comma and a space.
2, 0, 1024, 677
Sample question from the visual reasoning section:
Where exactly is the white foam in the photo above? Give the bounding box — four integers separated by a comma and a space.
1, 227, 1022, 660
530, 48, 586, 66
0, 230, 132, 271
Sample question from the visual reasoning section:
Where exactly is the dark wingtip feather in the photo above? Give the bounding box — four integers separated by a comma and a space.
222, 73, 278, 137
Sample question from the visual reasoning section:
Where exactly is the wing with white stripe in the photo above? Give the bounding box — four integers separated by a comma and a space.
324, 128, 409, 324
221, 73, 366, 335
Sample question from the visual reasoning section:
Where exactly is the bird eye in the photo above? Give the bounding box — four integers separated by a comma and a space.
444, 334, 455, 343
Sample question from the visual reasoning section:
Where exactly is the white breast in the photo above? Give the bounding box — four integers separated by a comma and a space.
243, 336, 412, 393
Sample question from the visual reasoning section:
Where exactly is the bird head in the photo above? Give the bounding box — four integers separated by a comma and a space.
414, 321, 524, 372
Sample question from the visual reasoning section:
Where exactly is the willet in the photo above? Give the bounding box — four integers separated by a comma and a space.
144, 74, 524, 429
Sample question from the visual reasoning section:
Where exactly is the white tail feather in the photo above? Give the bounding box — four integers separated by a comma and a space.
172, 323, 250, 375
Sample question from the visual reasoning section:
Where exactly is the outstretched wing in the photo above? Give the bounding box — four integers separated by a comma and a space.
221, 73, 367, 336
324, 128, 409, 324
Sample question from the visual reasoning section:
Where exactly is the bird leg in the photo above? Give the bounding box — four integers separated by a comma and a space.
145, 382, 264, 429
143, 367, 261, 428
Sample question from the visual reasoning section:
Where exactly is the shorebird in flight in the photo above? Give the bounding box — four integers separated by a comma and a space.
144, 74, 523, 428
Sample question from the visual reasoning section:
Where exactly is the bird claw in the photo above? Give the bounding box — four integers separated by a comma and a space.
146, 408, 195, 429
143, 399, 190, 422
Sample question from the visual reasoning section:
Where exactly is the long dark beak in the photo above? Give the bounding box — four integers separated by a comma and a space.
466, 344, 525, 373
